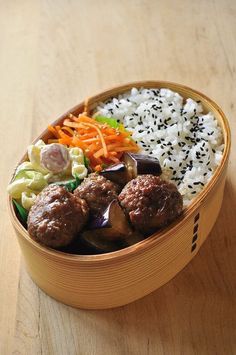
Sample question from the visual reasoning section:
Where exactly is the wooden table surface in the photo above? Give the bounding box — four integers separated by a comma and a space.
1, 1, 236, 354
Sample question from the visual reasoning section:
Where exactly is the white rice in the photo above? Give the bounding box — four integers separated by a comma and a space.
96, 88, 224, 206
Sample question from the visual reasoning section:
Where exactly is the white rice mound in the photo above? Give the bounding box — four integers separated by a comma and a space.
96, 88, 224, 206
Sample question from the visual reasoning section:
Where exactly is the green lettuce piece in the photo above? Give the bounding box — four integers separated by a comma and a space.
95, 116, 120, 129
84, 155, 90, 169
95, 116, 132, 138
13, 199, 28, 224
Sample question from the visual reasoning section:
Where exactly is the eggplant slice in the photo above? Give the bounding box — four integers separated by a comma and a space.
100, 153, 162, 185
99, 162, 129, 185
81, 230, 144, 254
123, 153, 162, 178
80, 199, 144, 253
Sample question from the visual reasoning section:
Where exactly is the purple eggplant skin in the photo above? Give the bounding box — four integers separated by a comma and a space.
88, 199, 132, 241
80, 199, 145, 253
100, 154, 162, 185
80, 231, 123, 253
123, 153, 162, 178
81, 229, 144, 254
99, 162, 129, 185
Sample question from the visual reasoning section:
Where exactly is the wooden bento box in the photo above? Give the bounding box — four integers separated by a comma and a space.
8, 81, 231, 309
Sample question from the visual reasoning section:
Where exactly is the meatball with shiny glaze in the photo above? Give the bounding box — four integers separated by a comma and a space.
74, 173, 120, 217
119, 175, 183, 234
28, 184, 88, 248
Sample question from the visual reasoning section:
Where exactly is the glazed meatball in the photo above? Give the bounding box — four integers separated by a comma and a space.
119, 175, 183, 234
74, 173, 120, 217
27, 185, 89, 248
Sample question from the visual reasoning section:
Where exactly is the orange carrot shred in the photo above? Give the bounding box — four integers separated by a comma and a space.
47, 113, 139, 171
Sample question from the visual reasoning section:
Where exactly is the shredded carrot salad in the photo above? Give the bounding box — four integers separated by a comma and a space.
48, 114, 139, 171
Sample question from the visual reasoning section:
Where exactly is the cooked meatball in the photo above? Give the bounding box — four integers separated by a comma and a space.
27, 184, 89, 248
74, 173, 120, 217
119, 175, 183, 234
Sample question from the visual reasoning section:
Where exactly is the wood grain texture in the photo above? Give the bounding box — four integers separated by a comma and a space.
1, 0, 236, 354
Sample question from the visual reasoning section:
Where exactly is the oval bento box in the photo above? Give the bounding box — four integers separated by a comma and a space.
8, 81, 231, 309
